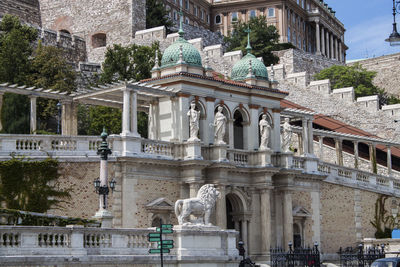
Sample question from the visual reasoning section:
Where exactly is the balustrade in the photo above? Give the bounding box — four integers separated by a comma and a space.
141, 140, 173, 157
293, 156, 305, 169
227, 149, 250, 165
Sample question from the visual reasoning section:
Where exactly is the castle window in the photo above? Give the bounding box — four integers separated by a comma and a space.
268, 8, 275, 17
194, 6, 198, 16
250, 10, 256, 18
185, 0, 189, 10
60, 29, 70, 35
231, 12, 238, 22
215, 14, 222, 24
207, 14, 210, 23
91, 33, 106, 48
200, 10, 204, 19
173, 10, 178, 20
185, 17, 190, 24
288, 26, 291, 42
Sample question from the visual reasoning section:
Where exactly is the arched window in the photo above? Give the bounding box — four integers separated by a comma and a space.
60, 29, 70, 35
91, 33, 107, 48
215, 14, 222, 24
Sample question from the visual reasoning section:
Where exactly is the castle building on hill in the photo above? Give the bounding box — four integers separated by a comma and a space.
163, 0, 347, 62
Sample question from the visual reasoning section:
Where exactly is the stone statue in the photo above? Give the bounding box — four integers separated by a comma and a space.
259, 114, 272, 150
187, 102, 200, 141
281, 118, 292, 152
175, 184, 220, 226
213, 106, 227, 145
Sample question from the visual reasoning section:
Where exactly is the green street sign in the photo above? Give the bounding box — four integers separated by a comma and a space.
148, 233, 161, 238
149, 248, 170, 254
158, 240, 174, 245
156, 228, 173, 234
161, 224, 173, 229
158, 244, 174, 249
148, 237, 161, 242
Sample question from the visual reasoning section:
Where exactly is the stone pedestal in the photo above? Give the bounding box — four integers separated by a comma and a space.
93, 209, 114, 228
274, 152, 293, 168
184, 140, 203, 160
258, 148, 272, 166
174, 225, 240, 267
304, 154, 318, 173
210, 144, 228, 162
120, 135, 141, 156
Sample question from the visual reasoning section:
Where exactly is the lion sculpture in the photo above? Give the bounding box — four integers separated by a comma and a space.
175, 184, 220, 225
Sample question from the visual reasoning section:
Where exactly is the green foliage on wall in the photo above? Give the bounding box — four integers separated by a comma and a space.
370, 195, 392, 238
224, 16, 295, 66
0, 157, 70, 213
146, 0, 173, 31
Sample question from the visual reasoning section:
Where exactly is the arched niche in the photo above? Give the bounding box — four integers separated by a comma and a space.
258, 112, 274, 148
214, 104, 231, 145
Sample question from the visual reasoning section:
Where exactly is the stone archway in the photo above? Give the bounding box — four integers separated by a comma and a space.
225, 191, 250, 247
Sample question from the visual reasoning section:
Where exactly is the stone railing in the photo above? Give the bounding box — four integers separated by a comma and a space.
227, 149, 251, 165
0, 225, 239, 266
141, 139, 174, 157
292, 156, 306, 169
317, 161, 400, 196
0, 134, 106, 157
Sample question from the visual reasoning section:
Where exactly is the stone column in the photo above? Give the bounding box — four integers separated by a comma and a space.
369, 143, 377, 173
320, 26, 325, 56
272, 109, 282, 152
248, 105, 259, 150
148, 100, 159, 140
178, 93, 190, 142
282, 191, 293, 248
130, 91, 140, 137
297, 134, 304, 155
302, 118, 309, 155
189, 183, 201, 198
335, 37, 339, 60
228, 119, 234, 148
0, 92, 3, 131
260, 189, 271, 254
330, 33, 334, 59
241, 219, 248, 249
339, 41, 343, 62
353, 141, 359, 169
215, 185, 227, 229
387, 146, 392, 176
315, 21, 321, 55
335, 138, 343, 166
205, 97, 215, 145
223, 13, 228, 36
318, 136, 324, 160
122, 88, 131, 136
307, 119, 314, 155
29, 95, 37, 134
325, 31, 330, 58
61, 101, 78, 135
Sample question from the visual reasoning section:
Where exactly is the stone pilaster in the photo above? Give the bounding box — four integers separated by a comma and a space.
215, 184, 227, 229
260, 189, 271, 254
122, 88, 131, 136
315, 21, 321, 55
282, 190, 293, 248
335, 138, 343, 166
29, 95, 37, 134
387, 146, 392, 176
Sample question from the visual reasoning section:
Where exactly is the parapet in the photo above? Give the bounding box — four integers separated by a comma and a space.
331, 87, 355, 103
309, 79, 331, 95
356, 95, 379, 112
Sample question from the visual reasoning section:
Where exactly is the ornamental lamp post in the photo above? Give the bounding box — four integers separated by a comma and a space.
385, 0, 400, 46
93, 127, 115, 228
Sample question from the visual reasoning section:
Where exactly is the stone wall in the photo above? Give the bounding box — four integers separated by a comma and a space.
0, 0, 41, 26
273, 48, 344, 76
347, 53, 400, 97
39, 0, 146, 63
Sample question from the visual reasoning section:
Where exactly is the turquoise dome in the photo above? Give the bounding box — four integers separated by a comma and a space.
231, 53, 268, 81
161, 37, 202, 68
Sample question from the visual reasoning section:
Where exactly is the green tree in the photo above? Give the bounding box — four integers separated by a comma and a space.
146, 0, 173, 31
224, 16, 294, 66
81, 43, 160, 137
0, 157, 70, 213
314, 64, 400, 105
29, 42, 77, 132
0, 15, 38, 134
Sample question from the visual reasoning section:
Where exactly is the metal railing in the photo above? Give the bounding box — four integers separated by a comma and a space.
338, 245, 385, 267
270, 244, 320, 267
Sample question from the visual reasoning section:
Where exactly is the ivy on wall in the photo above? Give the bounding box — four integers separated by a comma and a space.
370, 195, 392, 238
0, 156, 70, 213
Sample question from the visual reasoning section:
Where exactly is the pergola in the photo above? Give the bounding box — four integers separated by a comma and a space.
0, 81, 177, 135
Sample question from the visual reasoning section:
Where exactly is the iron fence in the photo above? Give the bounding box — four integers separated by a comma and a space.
338, 245, 385, 267
270, 244, 321, 267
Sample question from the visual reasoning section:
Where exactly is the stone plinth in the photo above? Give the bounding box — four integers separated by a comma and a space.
93, 209, 113, 228
209, 144, 228, 162
257, 148, 273, 166
174, 225, 240, 266
184, 140, 203, 160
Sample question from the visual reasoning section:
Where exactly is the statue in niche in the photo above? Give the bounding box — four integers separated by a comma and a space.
281, 117, 292, 152
175, 184, 220, 226
259, 114, 272, 150
187, 102, 200, 141
212, 106, 227, 145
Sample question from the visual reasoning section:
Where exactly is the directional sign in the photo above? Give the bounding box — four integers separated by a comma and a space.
149, 248, 170, 254
149, 237, 161, 242
156, 228, 173, 234
161, 224, 173, 229
158, 244, 174, 249
158, 240, 174, 245
148, 233, 161, 238
148, 232, 161, 242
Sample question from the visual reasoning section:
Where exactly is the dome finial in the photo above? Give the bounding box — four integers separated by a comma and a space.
178, 0, 184, 38
152, 50, 160, 70
245, 26, 252, 54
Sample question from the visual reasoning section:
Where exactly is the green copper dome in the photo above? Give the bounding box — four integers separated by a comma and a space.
231, 53, 269, 81
161, 37, 202, 68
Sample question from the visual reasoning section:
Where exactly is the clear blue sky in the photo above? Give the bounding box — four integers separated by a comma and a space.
324, 0, 400, 60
